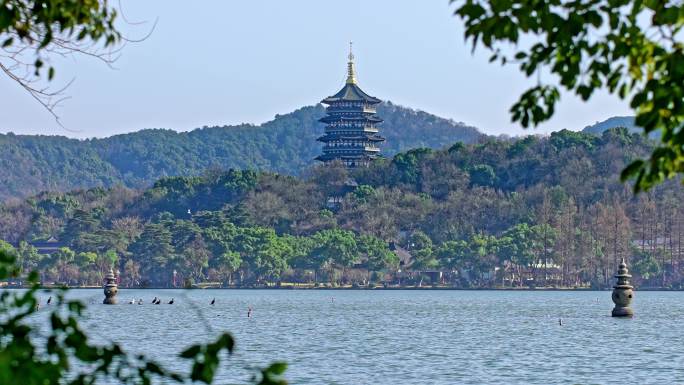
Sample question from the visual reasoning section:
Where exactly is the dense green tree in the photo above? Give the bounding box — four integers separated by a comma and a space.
129, 224, 174, 286
309, 229, 359, 282
391, 148, 433, 186
16, 240, 41, 276
209, 250, 242, 285
407, 230, 438, 271
359, 234, 397, 273
498, 224, 537, 286
470, 234, 498, 270
632, 251, 662, 284
436, 240, 470, 271
43, 246, 76, 284
63, 209, 102, 244
235, 227, 292, 283
468, 164, 497, 187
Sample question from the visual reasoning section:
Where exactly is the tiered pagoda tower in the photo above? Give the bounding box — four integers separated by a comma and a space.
316, 44, 385, 168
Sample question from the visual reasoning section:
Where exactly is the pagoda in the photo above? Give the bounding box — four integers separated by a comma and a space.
316, 43, 385, 168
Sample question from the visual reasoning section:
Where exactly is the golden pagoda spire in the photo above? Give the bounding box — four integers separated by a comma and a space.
346, 41, 357, 84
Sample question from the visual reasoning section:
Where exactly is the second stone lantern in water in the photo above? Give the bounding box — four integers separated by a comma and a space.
611, 258, 634, 317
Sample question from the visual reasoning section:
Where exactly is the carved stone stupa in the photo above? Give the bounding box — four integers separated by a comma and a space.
103, 268, 118, 305
611, 258, 634, 317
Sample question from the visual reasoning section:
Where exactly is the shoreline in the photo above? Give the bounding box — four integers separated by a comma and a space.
2, 285, 680, 291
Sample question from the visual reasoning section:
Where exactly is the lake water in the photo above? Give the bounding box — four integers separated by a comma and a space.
27, 289, 684, 384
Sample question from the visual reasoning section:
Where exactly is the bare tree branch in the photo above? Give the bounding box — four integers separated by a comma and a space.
0, 1, 155, 125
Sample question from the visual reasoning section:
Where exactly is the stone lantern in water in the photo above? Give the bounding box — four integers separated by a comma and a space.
611, 258, 634, 317
103, 268, 118, 304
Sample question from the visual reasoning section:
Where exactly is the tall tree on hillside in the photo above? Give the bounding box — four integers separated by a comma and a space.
63, 209, 102, 246
554, 197, 577, 286
595, 200, 632, 284
129, 223, 174, 287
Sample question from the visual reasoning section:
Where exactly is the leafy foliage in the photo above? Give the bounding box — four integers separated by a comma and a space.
452, 0, 684, 191
0, 0, 120, 78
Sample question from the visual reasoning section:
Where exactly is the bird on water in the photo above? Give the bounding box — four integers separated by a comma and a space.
211, 298, 215, 305
151, 296, 157, 304
47, 296, 52, 305
168, 298, 174, 305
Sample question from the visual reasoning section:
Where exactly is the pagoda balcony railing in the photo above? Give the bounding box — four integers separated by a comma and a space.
324, 147, 379, 154
327, 106, 375, 113
325, 126, 379, 132
324, 144, 379, 150
326, 104, 376, 113
327, 107, 373, 113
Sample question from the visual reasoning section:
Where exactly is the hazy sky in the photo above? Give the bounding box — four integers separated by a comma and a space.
0, 0, 631, 139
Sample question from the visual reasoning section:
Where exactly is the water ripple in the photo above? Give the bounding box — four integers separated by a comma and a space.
19, 289, 684, 384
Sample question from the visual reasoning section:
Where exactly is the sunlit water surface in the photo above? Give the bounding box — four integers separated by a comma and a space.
21, 289, 684, 384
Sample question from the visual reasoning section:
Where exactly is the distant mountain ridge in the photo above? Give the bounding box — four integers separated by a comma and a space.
582, 116, 637, 135
0, 102, 483, 200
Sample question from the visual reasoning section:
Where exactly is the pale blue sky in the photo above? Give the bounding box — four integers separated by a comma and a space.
0, 0, 631, 138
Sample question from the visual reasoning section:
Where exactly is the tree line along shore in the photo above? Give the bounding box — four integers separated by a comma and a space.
1, 128, 683, 290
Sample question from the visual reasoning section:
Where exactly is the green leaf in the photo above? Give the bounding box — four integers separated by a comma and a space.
621, 159, 644, 181
266, 362, 287, 375
179, 345, 201, 358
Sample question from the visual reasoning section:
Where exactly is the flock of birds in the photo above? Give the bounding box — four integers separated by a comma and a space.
44, 296, 211, 306
42, 296, 254, 317
124, 296, 217, 305
127, 297, 177, 305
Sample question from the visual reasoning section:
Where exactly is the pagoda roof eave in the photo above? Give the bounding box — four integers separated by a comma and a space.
321, 83, 382, 104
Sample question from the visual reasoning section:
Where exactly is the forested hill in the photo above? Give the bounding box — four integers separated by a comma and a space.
0, 102, 482, 201
1, 128, 680, 289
